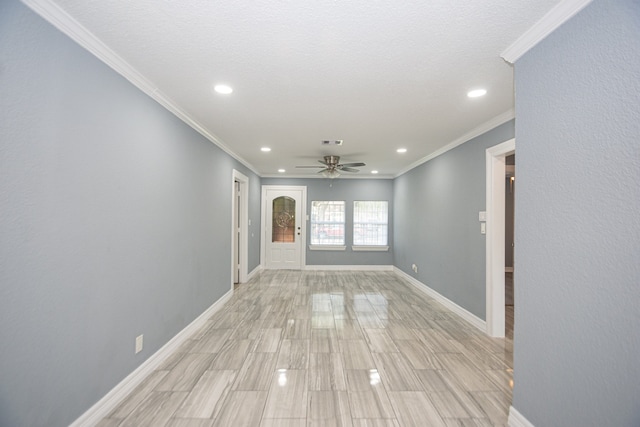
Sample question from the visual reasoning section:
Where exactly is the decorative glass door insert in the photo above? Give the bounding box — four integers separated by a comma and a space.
272, 196, 296, 243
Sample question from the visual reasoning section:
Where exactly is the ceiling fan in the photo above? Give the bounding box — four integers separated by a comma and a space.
296, 155, 366, 178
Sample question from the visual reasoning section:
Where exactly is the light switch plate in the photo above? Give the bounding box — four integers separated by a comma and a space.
480, 223, 486, 234
479, 211, 486, 221
135, 334, 143, 354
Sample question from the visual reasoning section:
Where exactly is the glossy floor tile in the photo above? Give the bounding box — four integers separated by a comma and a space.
97, 270, 513, 427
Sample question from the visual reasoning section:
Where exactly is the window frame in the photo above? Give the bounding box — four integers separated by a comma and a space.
309, 200, 346, 250
352, 200, 389, 251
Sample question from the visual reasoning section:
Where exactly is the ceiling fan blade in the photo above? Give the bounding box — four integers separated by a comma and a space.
296, 165, 325, 168
340, 167, 360, 173
319, 159, 330, 166
339, 162, 366, 167
317, 169, 329, 174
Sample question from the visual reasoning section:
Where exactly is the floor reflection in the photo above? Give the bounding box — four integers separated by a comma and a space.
99, 270, 513, 427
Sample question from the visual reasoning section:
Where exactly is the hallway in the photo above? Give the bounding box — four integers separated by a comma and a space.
97, 270, 513, 426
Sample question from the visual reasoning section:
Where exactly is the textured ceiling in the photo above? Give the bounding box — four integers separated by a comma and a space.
49, 0, 560, 177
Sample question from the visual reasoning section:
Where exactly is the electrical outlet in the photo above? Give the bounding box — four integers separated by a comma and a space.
135, 334, 143, 354
412, 264, 418, 273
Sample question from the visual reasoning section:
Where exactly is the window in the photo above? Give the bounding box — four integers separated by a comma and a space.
353, 201, 388, 247
310, 201, 345, 246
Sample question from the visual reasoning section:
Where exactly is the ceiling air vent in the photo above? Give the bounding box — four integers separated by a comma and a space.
322, 140, 343, 146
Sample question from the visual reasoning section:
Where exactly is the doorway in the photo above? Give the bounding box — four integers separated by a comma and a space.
505, 155, 515, 338
231, 170, 249, 287
261, 186, 306, 269
485, 138, 515, 337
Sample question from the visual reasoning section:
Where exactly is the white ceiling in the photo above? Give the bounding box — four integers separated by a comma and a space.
47, 0, 560, 178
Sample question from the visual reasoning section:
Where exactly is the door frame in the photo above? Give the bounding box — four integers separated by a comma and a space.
485, 138, 515, 337
261, 185, 307, 269
231, 170, 249, 288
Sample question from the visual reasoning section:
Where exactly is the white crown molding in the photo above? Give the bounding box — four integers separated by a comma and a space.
394, 267, 486, 332
260, 173, 394, 180
501, 0, 593, 64
21, 0, 260, 177
69, 290, 232, 427
508, 406, 536, 427
395, 109, 515, 178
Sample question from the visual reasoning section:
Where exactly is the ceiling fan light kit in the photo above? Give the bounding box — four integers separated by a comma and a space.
322, 169, 341, 179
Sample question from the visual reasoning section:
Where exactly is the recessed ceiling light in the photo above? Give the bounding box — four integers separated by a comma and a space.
261, 147, 271, 152
397, 148, 407, 153
213, 84, 233, 95
371, 170, 379, 174
467, 88, 487, 98
278, 169, 286, 173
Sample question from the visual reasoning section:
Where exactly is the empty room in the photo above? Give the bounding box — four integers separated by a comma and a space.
1, 0, 638, 426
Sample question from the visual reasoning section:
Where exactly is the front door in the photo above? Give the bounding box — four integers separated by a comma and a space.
263, 186, 306, 269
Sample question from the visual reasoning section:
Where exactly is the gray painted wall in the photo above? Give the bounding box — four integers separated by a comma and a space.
247, 172, 263, 272
0, 2, 260, 426
393, 121, 515, 320
512, 0, 640, 425
262, 178, 393, 266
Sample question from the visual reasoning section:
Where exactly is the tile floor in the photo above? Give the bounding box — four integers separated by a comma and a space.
97, 270, 514, 427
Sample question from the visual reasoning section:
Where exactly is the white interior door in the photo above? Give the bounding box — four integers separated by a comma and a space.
263, 186, 306, 269
231, 170, 249, 287
233, 180, 240, 283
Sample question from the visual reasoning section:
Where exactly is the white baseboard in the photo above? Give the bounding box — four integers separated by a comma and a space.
508, 406, 536, 427
70, 290, 233, 427
393, 267, 486, 332
304, 265, 394, 271
246, 264, 262, 282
